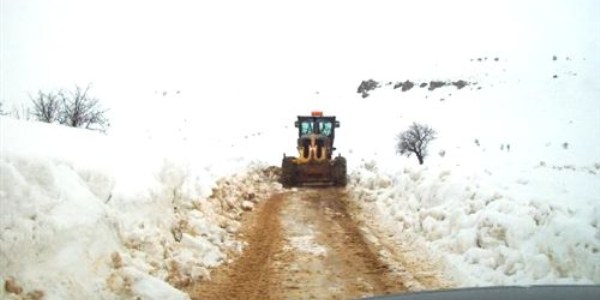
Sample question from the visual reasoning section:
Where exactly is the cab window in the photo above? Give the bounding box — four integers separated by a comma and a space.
318, 121, 332, 136
300, 121, 313, 135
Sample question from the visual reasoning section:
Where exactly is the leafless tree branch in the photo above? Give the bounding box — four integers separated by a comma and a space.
30, 90, 61, 123
396, 122, 436, 165
59, 84, 110, 132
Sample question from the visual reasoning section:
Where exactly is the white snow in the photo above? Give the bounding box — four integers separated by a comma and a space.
122, 267, 189, 300
1, 0, 600, 297
282, 194, 328, 257
346, 54, 600, 287
2, 54, 599, 297
351, 161, 600, 286
2, 53, 599, 297
0, 117, 281, 299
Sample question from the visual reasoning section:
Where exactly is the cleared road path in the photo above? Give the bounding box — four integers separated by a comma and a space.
190, 188, 414, 299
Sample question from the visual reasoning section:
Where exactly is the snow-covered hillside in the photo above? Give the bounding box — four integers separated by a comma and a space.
2, 51, 599, 298
343, 55, 600, 286
2, 0, 599, 298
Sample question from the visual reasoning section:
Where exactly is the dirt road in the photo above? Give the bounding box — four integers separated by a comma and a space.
190, 188, 430, 299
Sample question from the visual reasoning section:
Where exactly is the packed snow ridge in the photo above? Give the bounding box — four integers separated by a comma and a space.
350, 160, 599, 287
0, 117, 282, 299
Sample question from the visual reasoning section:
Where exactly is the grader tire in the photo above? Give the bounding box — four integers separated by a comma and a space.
281, 157, 297, 188
332, 156, 347, 187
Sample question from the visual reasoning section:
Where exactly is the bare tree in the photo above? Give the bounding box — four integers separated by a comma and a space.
396, 122, 436, 165
59, 85, 109, 132
30, 90, 61, 123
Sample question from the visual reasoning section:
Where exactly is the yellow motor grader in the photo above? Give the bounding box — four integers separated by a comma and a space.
281, 111, 347, 187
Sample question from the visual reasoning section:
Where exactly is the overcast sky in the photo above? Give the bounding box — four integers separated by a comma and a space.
1, 0, 599, 111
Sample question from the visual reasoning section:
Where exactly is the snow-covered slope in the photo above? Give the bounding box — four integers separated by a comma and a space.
1, 52, 599, 298
344, 55, 600, 286
0, 117, 281, 299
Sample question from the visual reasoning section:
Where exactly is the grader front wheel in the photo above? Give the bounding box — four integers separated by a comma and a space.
281, 157, 297, 188
332, 156, 347, 187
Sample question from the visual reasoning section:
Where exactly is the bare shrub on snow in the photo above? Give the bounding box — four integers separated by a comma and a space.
396, 122, 436, 165
58, 85, 110, 132
24, 85, 110, 132
30, 90, 62, 123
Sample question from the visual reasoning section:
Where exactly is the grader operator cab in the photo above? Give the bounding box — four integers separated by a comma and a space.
281, 111, 347, 187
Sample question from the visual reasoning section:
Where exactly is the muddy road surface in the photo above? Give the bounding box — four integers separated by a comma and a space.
190, 188, 432, 299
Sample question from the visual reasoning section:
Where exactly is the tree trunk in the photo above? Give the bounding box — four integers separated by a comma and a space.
416, 153, 424, 165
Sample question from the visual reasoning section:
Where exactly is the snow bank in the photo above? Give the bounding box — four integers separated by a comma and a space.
0, 117, 281, 299
350, 159, 600, 286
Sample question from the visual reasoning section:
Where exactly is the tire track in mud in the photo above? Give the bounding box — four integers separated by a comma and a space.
190, 188, 412, 299
189, 193, 285, 300
280, 188, 406, 299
